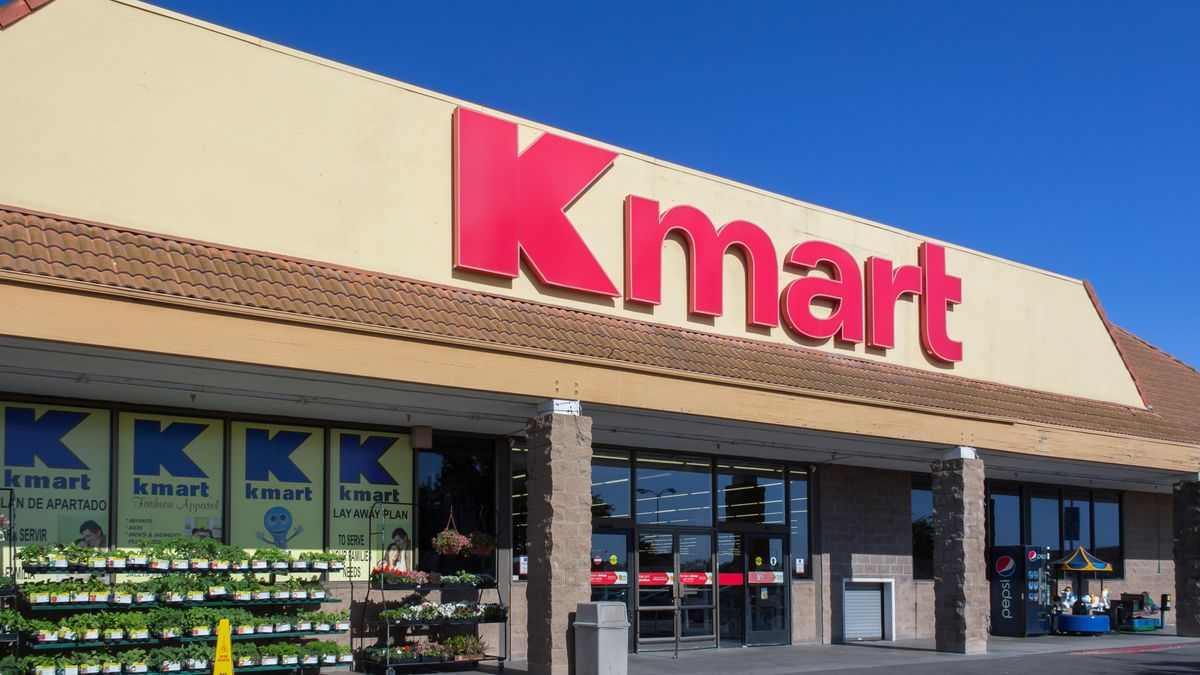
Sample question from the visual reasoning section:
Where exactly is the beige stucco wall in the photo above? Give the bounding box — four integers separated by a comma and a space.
0, 0, 1144, 407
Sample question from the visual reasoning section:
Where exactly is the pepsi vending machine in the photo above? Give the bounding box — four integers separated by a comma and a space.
990, 546, 1051, 637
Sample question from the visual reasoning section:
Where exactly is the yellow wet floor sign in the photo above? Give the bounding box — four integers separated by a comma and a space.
213, 618, 233, 674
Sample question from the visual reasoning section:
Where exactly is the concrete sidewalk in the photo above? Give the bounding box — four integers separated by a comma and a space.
480, 629, 1200, 674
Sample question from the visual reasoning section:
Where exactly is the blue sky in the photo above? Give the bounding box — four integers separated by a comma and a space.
155, 0, 1200, 369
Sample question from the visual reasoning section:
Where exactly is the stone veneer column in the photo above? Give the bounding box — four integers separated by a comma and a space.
525, 400, 593, 675
1174, 476, 1200, 637
932, 447, 989, 654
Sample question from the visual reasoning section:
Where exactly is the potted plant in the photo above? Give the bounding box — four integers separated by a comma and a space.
74, 613, 101, 642
417, 641, 447, 664
251, 547, 292, 571
432, 528, 471, 556
300, 644, 319, 666
122, 612, 151, 641
129, 580, 153, 605
0, 608, 22, 635
87, 579, 112, 604
152, 647, 183, 673
152, 574, 185, 603
126, 547, 149, 567
232, 643, 258, 668
183, 644, 209, 671
121, 649, 149, 674
78, 652, 102, 674
17, 544, 52, 568
28, 656, 58, 675
99, 613, 124, 641
445, 634, 488, 661
149, 608, 183, 639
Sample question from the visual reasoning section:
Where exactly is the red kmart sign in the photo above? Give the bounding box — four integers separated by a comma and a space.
451, 108, 964, 363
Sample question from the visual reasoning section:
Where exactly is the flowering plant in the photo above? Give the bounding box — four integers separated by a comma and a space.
370, 568, 430, 586
431, 529, 471, 556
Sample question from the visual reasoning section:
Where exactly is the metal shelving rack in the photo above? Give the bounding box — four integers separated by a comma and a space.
14, 551, 347, 671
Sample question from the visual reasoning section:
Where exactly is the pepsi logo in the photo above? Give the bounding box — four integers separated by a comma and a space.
1027, 550, 1038, 561
995, 555, 1016, 577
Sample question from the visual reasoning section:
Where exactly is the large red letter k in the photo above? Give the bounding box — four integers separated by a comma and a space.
453, 107, 620, 297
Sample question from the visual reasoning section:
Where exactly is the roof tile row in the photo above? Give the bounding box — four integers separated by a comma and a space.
1, 206, 1198, 446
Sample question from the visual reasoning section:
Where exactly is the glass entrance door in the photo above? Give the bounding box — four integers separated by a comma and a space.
636, 530, 715, 650
744, 534, 788, 645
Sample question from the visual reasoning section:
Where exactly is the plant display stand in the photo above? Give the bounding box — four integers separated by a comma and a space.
358, 575, 507, 674
355, 500, 507, 673
8, 540, 353, 673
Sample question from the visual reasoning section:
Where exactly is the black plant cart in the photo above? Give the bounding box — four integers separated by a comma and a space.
14, 543, 351, 673
356, 500, 507, 674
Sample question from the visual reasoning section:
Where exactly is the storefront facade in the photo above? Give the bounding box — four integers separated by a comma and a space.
1, 1, 1199, 673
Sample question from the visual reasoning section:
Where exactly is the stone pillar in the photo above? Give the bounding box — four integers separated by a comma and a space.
526, 400, 593, 675
932, 447, 988, 654
1173, 476, 1200, 637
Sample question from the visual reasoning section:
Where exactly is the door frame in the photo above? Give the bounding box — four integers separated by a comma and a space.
635, 528, 718, 650
840, 577, 896, 642
743, 532, 790, 646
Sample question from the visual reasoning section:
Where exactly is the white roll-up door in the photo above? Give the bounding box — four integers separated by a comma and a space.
844, 582, 884, 641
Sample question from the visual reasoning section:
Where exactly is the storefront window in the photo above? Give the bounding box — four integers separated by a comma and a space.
1062, 490, 1091, 553
717, 532, 744, 644
1028, 487, 1061, 558
591, 532, 630, 603
512, 447, 528, 580
593, 449, 632, 519
989, 486, 1022, 548
417, 437, 496, 575
635, 454, 712, 526
1093, 491, 1121, 573
788, 469, 810, 578
911, 477, 933, 580
717, 462, 785, 525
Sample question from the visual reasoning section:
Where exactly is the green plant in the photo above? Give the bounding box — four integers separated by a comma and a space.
60, 542, 95, 564
299, 551, 346, 564
0, 608, 21, 633
444, 633, 488, 656
250, 547, 292, 563
121, 649, 148, 663
16, 544, 52, 564
232, 643, 259, 665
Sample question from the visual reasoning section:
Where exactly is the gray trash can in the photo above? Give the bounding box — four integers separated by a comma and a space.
574, 601, 629, 675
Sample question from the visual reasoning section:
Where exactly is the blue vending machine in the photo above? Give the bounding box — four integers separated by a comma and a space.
990, 546, 1051, 637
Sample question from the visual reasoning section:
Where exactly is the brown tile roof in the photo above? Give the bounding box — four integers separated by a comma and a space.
0, 0, 55, 29
1, 205, 1198, 447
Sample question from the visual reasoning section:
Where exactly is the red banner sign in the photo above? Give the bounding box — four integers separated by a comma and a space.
638, 572, 673, 586
747, 571, 785, 585
591, 571, 628, 586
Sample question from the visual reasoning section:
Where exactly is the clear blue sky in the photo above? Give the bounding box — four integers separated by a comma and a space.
154, 0, 1200, 369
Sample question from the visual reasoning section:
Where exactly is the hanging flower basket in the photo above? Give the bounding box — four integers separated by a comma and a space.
470, 530, 496, 556
432, 511, 471, 555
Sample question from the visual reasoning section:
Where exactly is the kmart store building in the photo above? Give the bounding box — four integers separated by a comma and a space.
1, 0, 1199, 671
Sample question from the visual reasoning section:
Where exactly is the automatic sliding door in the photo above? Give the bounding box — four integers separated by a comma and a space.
636, 530, 715, 650
637, 532, 676, 644
677, 533, 715, 642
